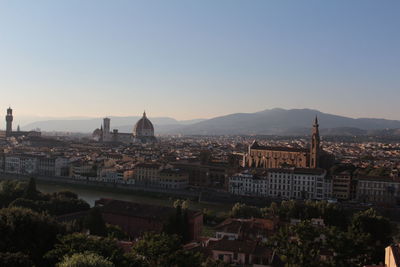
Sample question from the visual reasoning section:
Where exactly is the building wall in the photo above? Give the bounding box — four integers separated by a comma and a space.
159, 171, 189, 189
244, 149, 309, 169
102, 211, 202, 241
332, 174, 352, 200
5, 156, 21, 173
356, 178, 400, 204
172, 162, 230, 190
229, 169, 331, 200
385, 245, 400, 267
188, 212, 203, 241
135, 165, 161, 186
102, 213, 164, 238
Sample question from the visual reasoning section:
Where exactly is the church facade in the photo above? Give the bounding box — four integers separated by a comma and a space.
243, 117, 321, 169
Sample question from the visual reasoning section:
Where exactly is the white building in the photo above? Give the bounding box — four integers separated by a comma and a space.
356, 176, 400, 204
229, 168, 331, 200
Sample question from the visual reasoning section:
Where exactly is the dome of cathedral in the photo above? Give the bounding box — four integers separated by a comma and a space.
133, 112, 154, 137
92, 128, 102, 137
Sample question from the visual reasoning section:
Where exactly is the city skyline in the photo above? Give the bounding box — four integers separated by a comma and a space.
1, 1, 399, 121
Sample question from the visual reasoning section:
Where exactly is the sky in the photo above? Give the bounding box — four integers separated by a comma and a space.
0, 0, 399, 127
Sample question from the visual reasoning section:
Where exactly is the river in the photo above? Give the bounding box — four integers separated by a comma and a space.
36, 180, 231, 213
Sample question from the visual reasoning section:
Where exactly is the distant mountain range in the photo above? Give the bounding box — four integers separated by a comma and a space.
21, 108, 400, 136
22, 116, 206, 133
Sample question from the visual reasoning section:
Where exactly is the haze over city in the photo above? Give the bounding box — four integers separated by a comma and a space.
1, 0, 399, 123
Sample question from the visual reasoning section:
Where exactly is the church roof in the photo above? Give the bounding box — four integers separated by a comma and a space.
250, 145, 309, 153
133, 111, 154, 135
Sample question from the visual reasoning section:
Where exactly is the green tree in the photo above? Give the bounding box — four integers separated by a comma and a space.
261, 201, 279, 218
321, 203, 348, 230
54, 191, 79, 200
270, 221, 329, 267
325, 227, 371, 267
57, 252, 114, 267
0, 207, 62, 266
45, 233, 126, 267
201, 257, 231, 267
83, 208, 107, 236
278, 200, 302, 221
9, 197, 90, 216
0, 252, 34, 267
230, 203, 261, 218
132, 232, 181, 266
131, 232, 203, 267
9, 197, 43, 213
105, 224, 129, 240
0, 180, 26, 207
164, 203, 191, 242
43, 198, 90, 216
23, 177, 38, 200
349, 208, 395, 263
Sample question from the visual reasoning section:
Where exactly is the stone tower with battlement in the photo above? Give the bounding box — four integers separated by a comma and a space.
5, 107, 13, 137
310, 116, 320, 168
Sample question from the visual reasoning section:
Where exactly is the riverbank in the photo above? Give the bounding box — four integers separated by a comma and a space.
0, 173, 233, 213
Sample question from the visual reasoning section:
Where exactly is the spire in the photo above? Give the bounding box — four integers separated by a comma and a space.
143, 111, 146, 118
314, 115, 319, 126
310, 115, 320, 168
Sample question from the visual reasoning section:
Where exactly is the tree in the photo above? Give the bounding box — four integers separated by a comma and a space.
277, 200, 302, 221
9, 197, 90, 216
83, 208, 107, 236
54, 191, 79, 200
202, 257, 231, 267
325, 227, 371, 267
0, 180, 26, 207
43, 198, 90, 216
261, 201, 279, 218
131, 232, 203, 267
9, 198, 43, 213
0, 207, 62, 266
105, 224, 128, 240
270, 221, 329, 267
349, 208, 395, 263
164, 203, 191, 242
23, 177, 38, 200
321, 203, 348, 230
57, 252, 114, 267
45, 233, 126, 267
169, 249, 204, 267
230, 203, 261, 218
0, 252, 34, 267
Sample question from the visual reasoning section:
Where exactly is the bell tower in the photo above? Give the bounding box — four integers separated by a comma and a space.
310, 116, 320, 168
102, 118, 110, 142
5, 107, 13, 137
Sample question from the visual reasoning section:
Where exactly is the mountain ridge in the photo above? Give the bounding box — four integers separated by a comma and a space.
20, 108, 400, 135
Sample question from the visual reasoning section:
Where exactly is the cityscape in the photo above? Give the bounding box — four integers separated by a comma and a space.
1, 1, 400, 267
2, 105, 400, 267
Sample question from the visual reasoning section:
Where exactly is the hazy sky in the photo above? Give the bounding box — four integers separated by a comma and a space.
0, 0, 399, 124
